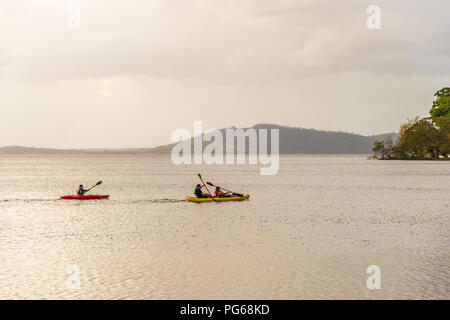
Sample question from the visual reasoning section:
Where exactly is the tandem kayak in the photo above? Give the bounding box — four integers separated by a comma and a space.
185, 194, 250, 203
60, 195, 110, 200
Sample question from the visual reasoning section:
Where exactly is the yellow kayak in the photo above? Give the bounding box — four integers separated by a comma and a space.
186, 194, 250, 203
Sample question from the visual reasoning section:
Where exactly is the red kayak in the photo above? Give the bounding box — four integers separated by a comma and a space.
60, 195, 110, 200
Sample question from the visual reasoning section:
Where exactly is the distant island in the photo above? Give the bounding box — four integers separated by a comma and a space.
0, 124, 396, 155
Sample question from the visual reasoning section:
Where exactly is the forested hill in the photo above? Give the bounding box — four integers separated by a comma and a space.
255, 124, 397, 154
139, 124, 398, 154
0, 124, 397, 155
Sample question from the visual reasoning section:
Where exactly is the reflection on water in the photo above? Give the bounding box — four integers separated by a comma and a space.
0, 155, 448, 299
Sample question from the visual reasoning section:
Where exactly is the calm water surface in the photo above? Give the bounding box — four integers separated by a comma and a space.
0, 155, 448, 299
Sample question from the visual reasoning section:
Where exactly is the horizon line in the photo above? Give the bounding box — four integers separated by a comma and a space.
0, 123, 398, 151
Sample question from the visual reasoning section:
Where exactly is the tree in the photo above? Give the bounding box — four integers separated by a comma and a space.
395, 117, 449, 160
373, 88, 450, 160
372, 139, 394, 159
433, 116, 450, 158
429, 87, 450, 118
395, 117, 422, 159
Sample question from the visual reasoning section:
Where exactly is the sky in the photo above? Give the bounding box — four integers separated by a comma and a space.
0, 0, 449, 148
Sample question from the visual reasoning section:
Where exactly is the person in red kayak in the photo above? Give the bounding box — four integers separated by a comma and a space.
77, 184, 89, 195
75, 181, 103, 196
214, 186, 230, 198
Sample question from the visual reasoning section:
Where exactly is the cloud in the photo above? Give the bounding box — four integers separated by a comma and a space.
0, 1, 449, 148
1, 0, 449, 83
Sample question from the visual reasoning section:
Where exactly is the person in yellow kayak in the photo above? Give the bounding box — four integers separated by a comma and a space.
194, 184, 211, 198
214, 186, 231, 198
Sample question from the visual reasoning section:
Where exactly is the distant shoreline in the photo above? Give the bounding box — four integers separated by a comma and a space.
0, 124, 398, 156
0, 153, 373, 156
369, 157, 450, 161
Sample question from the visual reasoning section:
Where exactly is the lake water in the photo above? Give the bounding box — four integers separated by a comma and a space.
0, 155, 448, 299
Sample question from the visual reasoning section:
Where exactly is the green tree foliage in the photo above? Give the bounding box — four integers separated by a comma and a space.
374, 88, 450, 160
433, 116, 450, 157
429, 87, 450, 118
394, 117, 450, 160
372, 139, 394, 159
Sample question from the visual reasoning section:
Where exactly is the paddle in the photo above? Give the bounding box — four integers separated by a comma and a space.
197, 174, 215, 200
85, 181, 102, 193
206, 182, 243, 197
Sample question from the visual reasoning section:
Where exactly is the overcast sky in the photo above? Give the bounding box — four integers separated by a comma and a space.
1, 0, 449, 148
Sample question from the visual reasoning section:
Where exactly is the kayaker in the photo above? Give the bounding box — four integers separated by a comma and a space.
77, 184, 88, 195
214, 186, 230, 198
194, 184, 210, 198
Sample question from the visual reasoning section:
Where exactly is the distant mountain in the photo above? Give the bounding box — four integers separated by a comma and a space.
0, 124, 397, 155
254, 124, 398, 154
